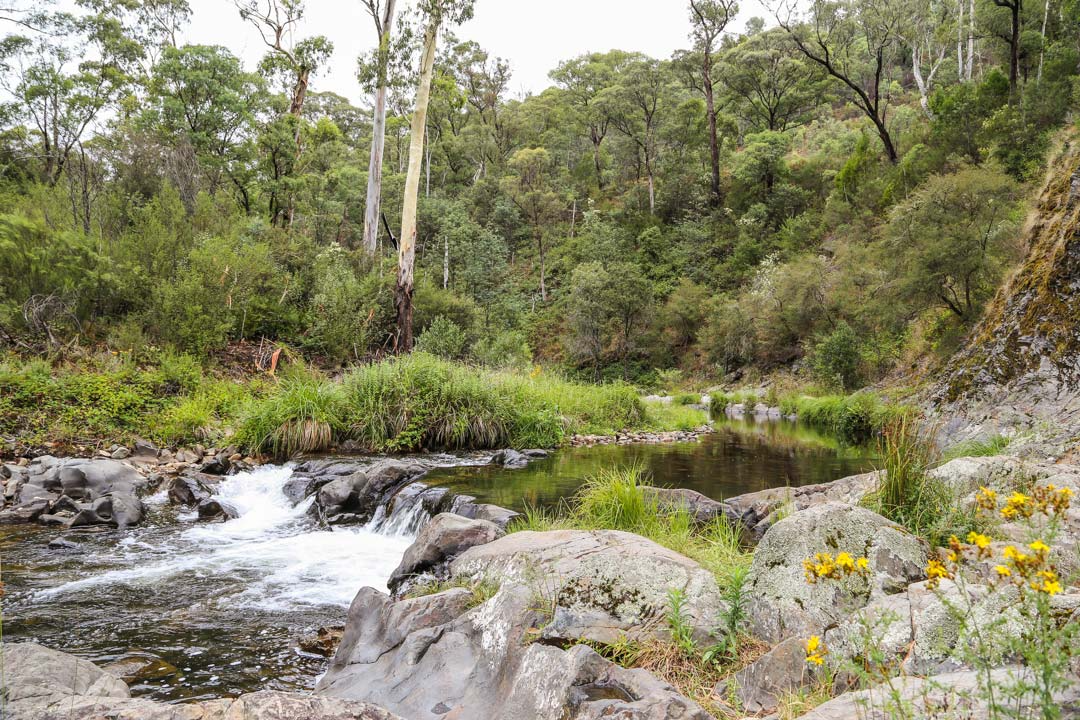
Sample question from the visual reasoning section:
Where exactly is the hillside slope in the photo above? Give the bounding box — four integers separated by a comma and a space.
935, 135, 1080, 449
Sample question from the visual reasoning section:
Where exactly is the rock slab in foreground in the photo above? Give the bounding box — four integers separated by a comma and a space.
451, 528, 724, 644
2, 642, 401, 720
318, 582, 712, 720
2, 457, 147, 528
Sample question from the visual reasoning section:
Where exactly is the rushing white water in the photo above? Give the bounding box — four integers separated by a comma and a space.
35, 464, 414, 612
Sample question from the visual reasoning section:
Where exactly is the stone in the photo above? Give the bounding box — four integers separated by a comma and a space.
110, 447, 131, 460
196, 497, 239, 522
2, 642, 402, 720
318, 583, 710, 720
451, 529, 724, 645
168, 475, 211, 506
102, 654, 178, 682
451, 497, 521, 529
645, 486, 728, 524
745, 502, 928, 643
388, 512, 503, 595
297, 626, 344, 657
7, 457, 146, 528
793, 666, 1080, 719
311, 460, 428, 525
724, 637, 825, 714
282, 474, 333, 504
723, 472, 880, 542
523, 449, 549, 458
47, 537, 81, 551
491, 449, 529, 469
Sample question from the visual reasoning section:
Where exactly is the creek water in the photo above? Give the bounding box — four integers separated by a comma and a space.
2, 418, 875, 702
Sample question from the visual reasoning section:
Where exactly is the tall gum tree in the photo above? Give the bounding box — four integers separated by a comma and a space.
359, 0, 396, 256
688, 0, 737, 207
773, 0, 905, 163
395, 0, 474, 353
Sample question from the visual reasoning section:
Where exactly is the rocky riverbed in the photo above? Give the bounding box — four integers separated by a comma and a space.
4, 435, 1078, 718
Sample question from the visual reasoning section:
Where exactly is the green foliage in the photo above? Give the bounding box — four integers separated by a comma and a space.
235, 372, 345, 458
942, 434, 1013, 461
415, 316, 468, 360
809, 322, 864, 391
780, 392, 908, 445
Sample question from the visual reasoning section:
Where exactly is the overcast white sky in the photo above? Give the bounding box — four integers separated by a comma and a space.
181, 0, 771, 106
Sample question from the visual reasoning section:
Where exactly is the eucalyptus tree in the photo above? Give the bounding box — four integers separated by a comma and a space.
601, 55, 671, 214
500, 147, 566, 302
549, 50, 632, 190
774, 0, 906, 162
396, 0, 475, 352
357, 0, 403, 255
904, 0, 956, 118
688, 0, 737, 206
718, 27, 825, 132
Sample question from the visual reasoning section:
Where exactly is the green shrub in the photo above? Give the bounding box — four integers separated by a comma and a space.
415, 316, 468, 360
472, 330, 532, 370
809, 321, 863, 391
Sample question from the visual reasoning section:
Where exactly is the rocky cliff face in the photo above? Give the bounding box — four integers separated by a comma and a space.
936, 138, 1080, 446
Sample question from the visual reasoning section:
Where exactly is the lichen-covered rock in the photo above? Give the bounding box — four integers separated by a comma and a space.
745, 503, 928, 642
722, 472, 879, 542
645, 486, 729, 524
4, 457, 148, 528
451, 529, 724, 644
722, 637, 825, 714
793, 666, 1080, 719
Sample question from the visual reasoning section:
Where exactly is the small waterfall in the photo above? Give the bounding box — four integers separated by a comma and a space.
366, 482, 432, 537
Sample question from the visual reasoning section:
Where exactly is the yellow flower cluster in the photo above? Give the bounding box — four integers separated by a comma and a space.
926, 558, 954, 589
998, 540, 1063, 596
978, 484, 1073, 521
805, 635, 827, 666
803, 552, 870, 584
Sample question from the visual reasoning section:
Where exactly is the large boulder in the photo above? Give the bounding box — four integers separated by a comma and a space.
317, 582, 712, 720
645, 486, 730, 525
745, 502, 928, 643
451, 529, 724, 645
388, 512, 503, 595
4, 457, 147, 528
2, 642, 402, 720
722, 637, 826, 714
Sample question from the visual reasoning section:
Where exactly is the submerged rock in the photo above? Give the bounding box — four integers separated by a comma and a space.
310, 460, 428, 525
490, 448, 529, 469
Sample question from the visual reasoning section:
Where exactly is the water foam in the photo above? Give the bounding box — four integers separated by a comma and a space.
36, 464, 414, 610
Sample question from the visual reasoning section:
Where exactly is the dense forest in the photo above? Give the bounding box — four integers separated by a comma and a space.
0, 0, 1074, 391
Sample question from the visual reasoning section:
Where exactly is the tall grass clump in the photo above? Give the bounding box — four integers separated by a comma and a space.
941, 433, 1013, 461
867, 416, 981, 547
339, 354, 645, 452
235, 373, 344, 458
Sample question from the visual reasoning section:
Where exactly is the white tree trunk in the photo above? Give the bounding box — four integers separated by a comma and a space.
396, 18, 439, 350
443, 233, 449, 289
957, 0, 965, 79
362, 0, 397, 255
1038, 0, 1051, 83
967, 0, 975, 81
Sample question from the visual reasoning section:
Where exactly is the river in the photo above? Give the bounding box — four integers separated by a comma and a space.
2, 418, 875, 702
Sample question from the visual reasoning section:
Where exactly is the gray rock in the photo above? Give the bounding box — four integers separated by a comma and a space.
282, 474, 332, 504
645, 486, 728, 524
794, 666, 1080, 719
389, 512, 503, 595
110, 447, 131, 460
723, 472, 879, 542
745, 502, 928, 643
196, 497, 239, 522
5, 458, 147, 528
724, 637, 825, 714
491, 449, 529, 468
318, 583, 710, 720
312, 460, 428, 525
47, 537, 81, 551
451, 497, 521, 529
451, 529, 723, 645
168, 475, 211, 506
2, 642, 402, 720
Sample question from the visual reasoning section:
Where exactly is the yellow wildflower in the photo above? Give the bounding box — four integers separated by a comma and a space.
1003, 545, 1019, 560
975, 487, 998, 513
835, 552, 855, 572
1028, 540, 1050, 555
856, 557, 869, 571
994, 565, 1012, 577
805, 636, 827, 665
926, 559, 953, 589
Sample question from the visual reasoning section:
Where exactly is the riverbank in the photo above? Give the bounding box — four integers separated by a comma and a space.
0, 353, 709, 460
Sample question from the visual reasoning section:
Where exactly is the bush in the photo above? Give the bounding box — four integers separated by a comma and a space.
471, 330, 532, 370
809, 321, 863, 391
235, 372, 345, 458
415, 316, 468, 360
